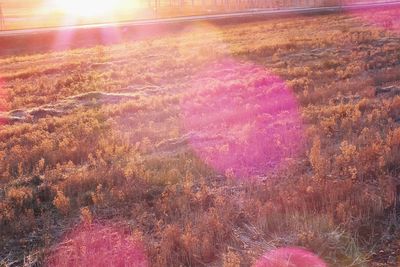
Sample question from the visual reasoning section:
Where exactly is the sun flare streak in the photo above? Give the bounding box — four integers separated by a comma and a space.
52, 0, 121, 18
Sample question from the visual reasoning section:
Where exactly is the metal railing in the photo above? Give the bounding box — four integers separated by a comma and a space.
147, 0, 397, 13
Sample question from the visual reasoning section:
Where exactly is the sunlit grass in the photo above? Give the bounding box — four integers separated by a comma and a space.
1, 7, 400, 266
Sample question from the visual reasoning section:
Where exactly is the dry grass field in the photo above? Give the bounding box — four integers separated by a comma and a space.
1, 6, 400, 266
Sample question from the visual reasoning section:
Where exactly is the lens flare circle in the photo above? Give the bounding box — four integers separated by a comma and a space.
46, 223, 148, 267
182, 58, 304, 179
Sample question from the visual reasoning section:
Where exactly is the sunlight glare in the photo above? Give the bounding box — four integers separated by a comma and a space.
53, 0, 121, 18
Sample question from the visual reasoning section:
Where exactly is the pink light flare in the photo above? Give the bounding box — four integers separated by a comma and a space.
0, 78, 8, 126
182, 58, 305, 179
46, 223, 148, 267
100, 25, 123, 46
254, 247, 327, 267
51, 19, 124, 52
344, 5, 400, 35
51, 16, 78, 51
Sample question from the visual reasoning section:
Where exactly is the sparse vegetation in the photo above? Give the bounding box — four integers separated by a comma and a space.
1, 7, 400, 266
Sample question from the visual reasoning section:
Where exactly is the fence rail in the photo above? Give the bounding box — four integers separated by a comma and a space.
147, 0, 396, 11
